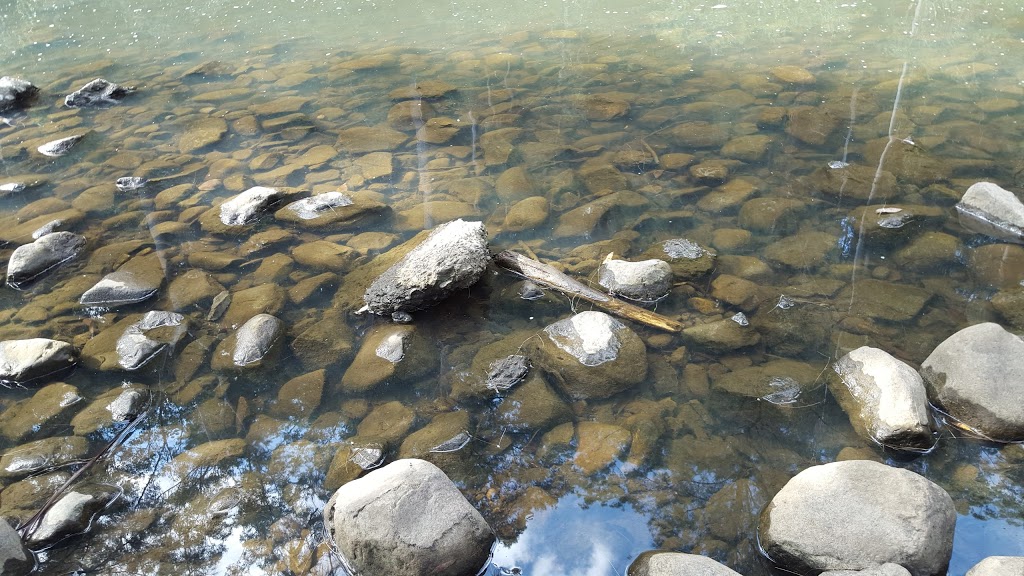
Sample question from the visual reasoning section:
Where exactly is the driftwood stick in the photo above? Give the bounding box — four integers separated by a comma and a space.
493, 250, 684, 333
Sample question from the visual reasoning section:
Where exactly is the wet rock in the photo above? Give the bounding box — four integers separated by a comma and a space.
324, 459, 495, 576
274, 369, 324, 419
212, 313, 285, 371
69, 386, 148, 435
25, 484, 118, 546
394, 201, 478, 231
356, 401, 416, 445
642, 238, 715, 280
0, 436, 88, 480
786, 105, 842, 146
598, 254, 673, 301
711, 359, 821, 403
710, 274, 763, 311
668, 121, 729, 148
221, 283, 286, 327
969, 243, 1024, 289
579, 163, 627, 195
0, 518, 32, 574
179, 116, 228, 153
956, 181, 1024, 243
275, 191, 389, 230
502, 196, 549, 232
290, 311, 355, 370
574, 421, 631, 475
399, 411, 471, 459
627, 551, 743, 576
486, 354, 530, 393
0, 382, 82, 442
532, 311, 647, 400
79, 252, 164, 307
6, 231, 86, 288
115, 176, 147, 192
738, 197, 807, 234
863, 138, 950, 185
495, 166, 535, 203
0, 338, 76, 385
64, 78, 134, 107
113, 311, 188, 371
821, 564, 912, 576
762, 231, 837, 269
416, 117, 462, 143
291, 241, 357, 272
363, 219, 489, 315
837, 279, 930, 322
682, 318, 760, 352
201, 186, 284, 233
690, 161, 729, 184
755, 298, 835, 357
339, 324, 435, 393
496, 373, 572, 432
920, 322, 1024, 442
577, 93, 630, 121
966, 557, 1024, 576
553, 191, 648, 238
324, 440, 386, 491
169, 438, 246, 477
355, 151, 394, 180
0, 76, 38, 112
807, 163, 897, 203
336, 125, 407, 153
167, 269, 226, 310
892, 232, 962, 272
991, 288, 1024, 330
758, 460, 955, 576
829, 347, 933, 451
721, 134, 773, 163
771, 65, 816, 85
846, 205, 945, 246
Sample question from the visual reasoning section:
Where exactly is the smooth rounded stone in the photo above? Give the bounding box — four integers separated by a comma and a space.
628, 551, 742, 576
221, 283, 286, 327
956, 182, 1024, 243
212, 313, 284, 371
324, 459, 495, 576
0, 518, 32, 574
690, 161, 729, 184
892, 232, 962, 272
399, 411, 471, 459
496, 373, 572, 432
770, 65, 816, 85
178, 116, 228, 153
200, 186, 284, 233
25, 485, 117, 546
821, 564, 912, 576
828, 347, 933, 451
920, 323, 1024, 441
290, 310, 354, 370
363, 219, 489, 315
786, 105, 843, 146
574, 421, 632, 475
0, 338, 77, 385
642, 238, 716, 280
0, 382, 82, 442
36, 133, 88, 157
114, 311, 188, 371
416, 117, 462, 144
0, 76, 38, 112
966, 556, 1024, 576
710, 274, 763, 311
532, 311, 648, 400
846, 205, 946, 245
553, 191, 648, 238
266, 439, 334, 483
167, 269, 226, 310
969, 243, 1024, 289
668, 121, 729, 148
79, 252, 164, 307
275, 191, 389, 230
711, 359, 821, 403
495, 166, 535, 203
394, 201, 479, 231
339, 324, 435, 393
389, 79, 456, 100
387, 99, 433, 130
738, 197, 807, 234
806, 163, 898, 203
991, 288, 1024, 329
762, 231, 837, 269
273, 369, 324, 419
682, 318, 761, 352
64, 78, 133, 107
168, 438, 247, 478
721, 134, 773, 163
355, 400, 416, 445
759, 460, 955, 576
6, 231, 86, 289
755, 298, 835, 357
69, 385, 149, 435
716, 254, 771, 281
355, 151, 394, 180
0, 436, 89, 480
291, 241, 357, 273
502, 196, 549, 232
336, 125, 408, 153
837, 279, 931, 322
598, 254, 673, 302
578, 162, 628, 195
576, 93, 630, 121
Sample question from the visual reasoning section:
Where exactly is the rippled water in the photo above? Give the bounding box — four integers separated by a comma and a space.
1, 0, 1023, 574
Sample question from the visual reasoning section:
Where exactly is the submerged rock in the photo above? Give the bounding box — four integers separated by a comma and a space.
6, 231, 86, 289
0, 76, 38, 112
64, 78, 134, 107
80, 252, 165, 307
114, 311, 188, 371
324, 458, 495, 576
363, 219, 489, 315
339, 324, 435, 393
0, 436, 88, 480
36, 134, 86, 157
274, 191, 389, 230
759, 460, 955, 576
532, 311, 648, 400
0, 338, 77, 385
829, 347, 933, 451
920, 322, 1024, 442
598, 254, 673, 302
200, 186, 284, 233
955, 181, 1024, 244
628, 551, 743, 576
0, 382, 82, 442
643, 238, 715, 280
26, 485, 119, 546
212, 313, 285, 370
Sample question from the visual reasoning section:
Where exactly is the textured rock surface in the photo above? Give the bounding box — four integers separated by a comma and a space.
956, 181, 1024, 243
0, 518, 32, 574
920, 322, 1024, 441
759, 460, 955, 576
339, 324, 435, 393
0, 76, 38, 112
0, 338, 76, 385
363, 219, 489, 315
821, 564, 912, 576
324, 458, 495, 576
6, 231, 86, 288
965, 556, 1024, 576
598, 254, 673, 301
628, 551, 744, 576
113, 311, 188, 371
26, 485, 118, 546
80, 252, 165, 307
64, 78, 134, 107
829, 347, 933, 451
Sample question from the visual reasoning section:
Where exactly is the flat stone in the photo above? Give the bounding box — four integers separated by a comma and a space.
763, 231, 837, 269
837, 279, 931, 322
221, 283, 286, 327
179, 116, 228, 153
0, 436, 88, 480
79, 252, 164, 307
574, 421, 631, 475
274, 369, 325, 419
598, 254, 673, 302
212, 313, 285, 371
0, 518, 32, 573
502, 196, 549, 232
642, 238, 715, 280
682, 318, 761, 352
275, 191, 389, 230
0, 338, 77, 385
337, 126, 407, 153
340, 324, 435, 393
770, 65, 816, 85
956, 181, 1024, 243
69, 386, 149, 435
398, 411, 471, 459
6, 231, 86, 289
496, 373, 572, 432
26, 486, 117, 546
0, 382, 82, 442
356, 401, 416, 444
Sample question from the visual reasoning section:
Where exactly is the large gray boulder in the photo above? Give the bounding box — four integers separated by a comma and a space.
828, 347, 933, 451
363, 219, 489, 315
0, 76, 38, 112
324, 458, 495, 576
627, 551, 743, 575
759, 460, 955, 576
966, 556, 1024, 576
0, 518, 32, 574
822, 565, 912, 576
0, 338, 76, 385
6, 231, 86, 289
531, 310, 647, 400
956, 182, 1024, 243
920, 322, 1024, 442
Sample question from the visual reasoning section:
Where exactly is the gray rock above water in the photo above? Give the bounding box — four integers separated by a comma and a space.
965, 556, 1024, 576
80, 252, 165, 307
598, 254, 673, 301
920, 322, 1024, 442
114, 311, 188, 371
627, 551, 743, 576
324, 458, 495, 576
956, 181, 1024, 243
829, 346, 933, 451
6, 231, 86, 289
274, 191, 390, 230
0, 518, 32, 574
363, 219, 490, 315
64, 78, 134, 107
25, 485, 118, 546
0, 76, 38, 112
759, 460, 955, 576
218, 186, 283, 227
0, 338, 76, 385
212, 313, 284, 370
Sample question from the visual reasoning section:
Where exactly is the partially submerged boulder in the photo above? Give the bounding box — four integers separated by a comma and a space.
363, 219, 489, 315
920, 322, 1024, 442
759, 460, 955, 576
628, 551, 743, 576
339, 324, 436, 393
829, 347, 933, 451
274, 190, 390, 230
64, 78, 134, 107
200, 186, 284, 233
0, 338, 76, 385
211, 313, 284, 371
642, 238, 715, 280
79, 252, 165, 307
0, 76, 38, 112
598, 254, 673, 301
956, 181, 1024, 244
324, 458, 495, 576
6, 231, 86, 289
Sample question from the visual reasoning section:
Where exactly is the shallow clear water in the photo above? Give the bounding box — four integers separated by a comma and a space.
1, 0, 1023, 575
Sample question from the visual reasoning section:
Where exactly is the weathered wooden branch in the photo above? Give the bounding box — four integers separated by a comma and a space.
493, 250, 684, 333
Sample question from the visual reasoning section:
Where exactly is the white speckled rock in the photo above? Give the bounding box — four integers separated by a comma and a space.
956, 181, 1024, 243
